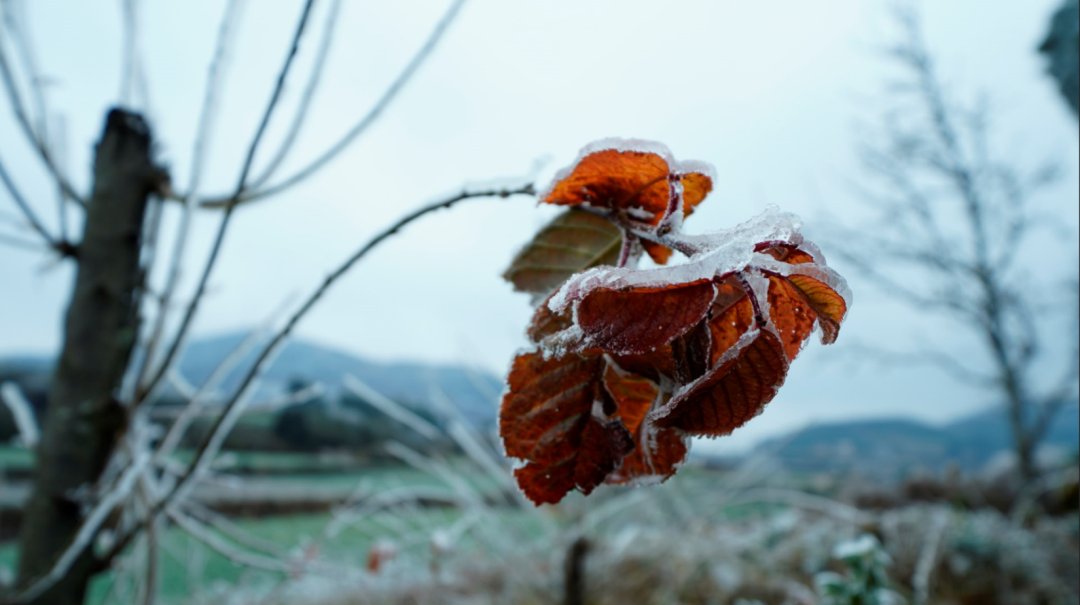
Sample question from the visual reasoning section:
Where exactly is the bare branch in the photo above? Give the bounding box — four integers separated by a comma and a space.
167, 510, 294, 574
911, 508, 949, 605
0, 21, 85, 207
134, 0, 318, 404
837, 5, 1076, 483
841, 341, 996, 387
0, 150, 60, 251
248, 0, 343, 190
200, 0, 469, 208
131, 0, 243, 392
0, 229, 44, 252
1, 1, 49, 140
104, 182, 535, 563
0, 381, 39, 446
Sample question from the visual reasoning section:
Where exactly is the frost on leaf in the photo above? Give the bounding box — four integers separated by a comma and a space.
534, 138, 714, 266
575, 279, 717, 356
499, 351, 633, 505
602, 362, 688, 484
499, 139, 850, 504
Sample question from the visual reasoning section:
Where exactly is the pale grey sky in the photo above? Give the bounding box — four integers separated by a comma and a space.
1, 0, 1076, 450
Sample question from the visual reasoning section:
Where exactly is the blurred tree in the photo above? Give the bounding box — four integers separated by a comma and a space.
834, 8, 1079, 485
0, 1, 531, 603
1038, 0, 1079, 117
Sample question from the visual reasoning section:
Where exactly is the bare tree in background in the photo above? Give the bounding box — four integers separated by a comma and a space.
0, 1, 535, 603
1038, 0, 1079, 117
833, 8, 1079, 486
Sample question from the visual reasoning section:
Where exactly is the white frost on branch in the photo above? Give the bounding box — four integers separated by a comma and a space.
0, 381, 38, 446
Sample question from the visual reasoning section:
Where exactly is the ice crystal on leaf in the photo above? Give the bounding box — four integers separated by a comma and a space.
500, 139, 851, 505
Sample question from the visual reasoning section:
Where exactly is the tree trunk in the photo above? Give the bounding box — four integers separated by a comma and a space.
15, 109, 160, 605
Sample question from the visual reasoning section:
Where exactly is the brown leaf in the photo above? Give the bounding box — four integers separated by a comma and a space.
653, 330, 788, 437
526, 292, 575, 343
503, 209, 623, 300
576, 279, 717, 355
500, 351, 632, 504
601, 362, 688, 484
706, 277, 756, 367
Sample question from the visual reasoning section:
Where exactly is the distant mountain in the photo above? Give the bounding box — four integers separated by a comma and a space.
756, 403, 1080, 477
0, 333, 503, 431
177, 332, 502, 427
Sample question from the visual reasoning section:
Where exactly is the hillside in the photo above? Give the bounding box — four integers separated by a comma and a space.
178, 332, 501, 427
757, 403, 1080, 476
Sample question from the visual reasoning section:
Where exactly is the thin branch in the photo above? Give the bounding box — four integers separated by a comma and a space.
51, 113, 72, 243
912, 510, 949, 605
134, 0, 317, 404
184, 502, 288, 559
200, 0, 468, 208
1, 0, 48, 141
248, 0, 342, 190
152, 320, 278, 464
131, 0, 242, 392
103, 182, 534, 564
0, 151, 56, 248
0, 24, 85, 207
0, 229, 44, 252
0, 381, 39, 446
118, 0, 137, 105
136, 476, 159, 605
167, 510, 294, 574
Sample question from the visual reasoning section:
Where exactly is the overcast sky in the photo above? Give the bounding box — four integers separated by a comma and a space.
1, 0, 1076, 451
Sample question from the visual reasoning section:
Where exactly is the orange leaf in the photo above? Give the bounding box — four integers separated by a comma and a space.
500, 351, 632, 504
755, 242, 815, 265
543, 149, 672, 227
601, 363, 688, 484
653, 330, 788, 437
787, 274, 847, 344
642, 240, 673, 265
576, 279, 717, 355
706, 277, 756, 367
631, 171, 713, 266
764, 274, 818, 361
679, 171, 713, 216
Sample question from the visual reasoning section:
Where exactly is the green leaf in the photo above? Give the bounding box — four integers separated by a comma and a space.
502, 209, 622, 301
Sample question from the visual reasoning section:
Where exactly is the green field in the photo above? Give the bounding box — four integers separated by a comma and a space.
0, 444, 770, 604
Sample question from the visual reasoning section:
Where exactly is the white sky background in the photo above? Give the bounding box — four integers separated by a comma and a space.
1, 0, 1076, 452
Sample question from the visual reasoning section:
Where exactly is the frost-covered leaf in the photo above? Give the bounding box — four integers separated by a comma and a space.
602, 362, 688, 484
575, 279, 716, 355
641, 169, 715, 264
499, 142, 850, 504
765, 274, 819, 361
756, 242, 847, 345
541, 146, 672, 227
787, 274, 847, 344
538, 138, 716, 231
503, 209, 622, 300
653, 330, 789, 436
679, 170, 713, 213
499, 351, 632, 505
